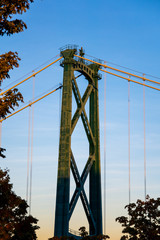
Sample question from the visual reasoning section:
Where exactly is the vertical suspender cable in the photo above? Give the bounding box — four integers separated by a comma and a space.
59, 83, 62, 129
103, 61, 107, 234
26, 106, 31, 203
29, 74, 35, 215
143, 75, 146, 200
128, 78, 131, 205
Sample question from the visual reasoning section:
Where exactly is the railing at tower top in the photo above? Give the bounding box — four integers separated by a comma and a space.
59, 44, 79, 52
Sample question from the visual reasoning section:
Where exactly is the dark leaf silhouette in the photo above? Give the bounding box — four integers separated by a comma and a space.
0, 168, 39, 239
116, 195, 160, 240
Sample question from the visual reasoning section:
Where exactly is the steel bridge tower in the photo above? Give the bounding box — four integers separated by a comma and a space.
54, 45, 102, 237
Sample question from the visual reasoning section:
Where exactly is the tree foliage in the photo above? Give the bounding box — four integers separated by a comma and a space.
0, 0, 34, 157
0, 0, 34, 36
79, 226, 89, 238
0, 51, 20, 83
0, 88, 23, 118
0, 168, 39, 239
0, 2, 38, 239
0, 0, 34, 119
78, 226, 110, 240
116, 195, 160, 240
0, 51, 23, 119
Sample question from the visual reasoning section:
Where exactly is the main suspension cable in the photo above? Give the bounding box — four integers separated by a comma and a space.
0, 56, 63, 97
0, 85, 63, 123
85, 53, 160, 81
100, 69, 160, 91
74, 55, 160, 86
2, 54, 60, 92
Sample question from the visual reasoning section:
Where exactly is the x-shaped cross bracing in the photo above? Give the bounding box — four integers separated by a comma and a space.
69, 76, 96, 232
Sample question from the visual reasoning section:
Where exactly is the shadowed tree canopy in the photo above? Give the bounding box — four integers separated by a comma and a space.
0, 0, 34, 157
0, 0, 34, 118
116, 195, 160, 240
78, 226, 110, 240
0, 168, 39, 239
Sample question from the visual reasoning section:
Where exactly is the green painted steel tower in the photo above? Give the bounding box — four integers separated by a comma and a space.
54, 45, 102, 238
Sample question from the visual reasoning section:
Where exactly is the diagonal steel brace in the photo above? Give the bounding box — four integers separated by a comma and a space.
71, 77, 95, 147
69, 151, 96, 231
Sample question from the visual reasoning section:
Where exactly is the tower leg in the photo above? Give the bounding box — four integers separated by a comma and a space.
54, 62, 73, 237
89, 77, 102, 235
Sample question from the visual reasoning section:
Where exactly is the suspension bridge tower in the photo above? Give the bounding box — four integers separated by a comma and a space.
54, 45, 102, 238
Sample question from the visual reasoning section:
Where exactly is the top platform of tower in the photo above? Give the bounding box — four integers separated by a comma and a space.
59, 45, 102, 80
59, 44, 79, 53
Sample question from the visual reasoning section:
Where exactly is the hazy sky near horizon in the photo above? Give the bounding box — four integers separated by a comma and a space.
1, 0, 160, 239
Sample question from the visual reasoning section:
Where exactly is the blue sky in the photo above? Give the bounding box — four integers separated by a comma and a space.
1, 0, 160, 239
